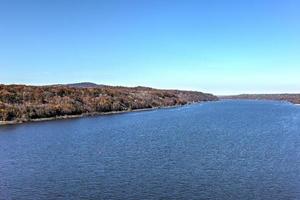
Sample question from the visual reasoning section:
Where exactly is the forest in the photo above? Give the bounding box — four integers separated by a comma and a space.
0, 84, 218, 122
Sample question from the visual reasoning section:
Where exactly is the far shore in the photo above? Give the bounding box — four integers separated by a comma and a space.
0, 103, 195, 126
219, 94, 300, 105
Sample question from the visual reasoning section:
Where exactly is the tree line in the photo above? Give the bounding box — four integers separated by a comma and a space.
0, 84, 218, 122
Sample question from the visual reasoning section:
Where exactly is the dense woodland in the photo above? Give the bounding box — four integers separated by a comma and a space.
0, 84, 218, 122
221, 94, 300, 104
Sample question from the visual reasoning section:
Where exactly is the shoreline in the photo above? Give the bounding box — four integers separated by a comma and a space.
1, 100, 297, 126
0, 103, 196, 126
220, 98, 300, 105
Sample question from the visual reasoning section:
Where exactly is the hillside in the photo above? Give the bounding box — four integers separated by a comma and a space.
0, 84, 218, 123
221, 94, 300, 104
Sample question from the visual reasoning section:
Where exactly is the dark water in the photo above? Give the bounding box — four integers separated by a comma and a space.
0, 100, 299, 200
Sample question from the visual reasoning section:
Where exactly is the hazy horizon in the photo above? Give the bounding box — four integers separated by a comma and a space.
1, 0, 299, 95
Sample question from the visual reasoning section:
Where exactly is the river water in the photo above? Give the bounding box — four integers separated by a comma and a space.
0, 100, 299, 199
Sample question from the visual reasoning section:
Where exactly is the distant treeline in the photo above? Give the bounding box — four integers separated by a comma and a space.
0, 84, 218, 122
221, 94, 300, 104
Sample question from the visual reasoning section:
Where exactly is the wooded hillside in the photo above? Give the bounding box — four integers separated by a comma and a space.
0, 84, 218, 122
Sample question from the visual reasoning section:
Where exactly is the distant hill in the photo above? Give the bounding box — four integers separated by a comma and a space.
51, 82, 106, 88
66, 82, 104, 88
54, 82, 154, 90
220, 94, 300, 104
0, 84, 218, 123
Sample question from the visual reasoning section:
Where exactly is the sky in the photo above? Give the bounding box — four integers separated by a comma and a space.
0, 0, 299, 95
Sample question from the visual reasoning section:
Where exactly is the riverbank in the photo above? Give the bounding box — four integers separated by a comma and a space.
220, 94, 300, 105
0, 84, 218, 123
0, 103, 194, 126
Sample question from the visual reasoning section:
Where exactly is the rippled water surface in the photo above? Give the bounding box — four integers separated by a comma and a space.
0, 100, 300, 200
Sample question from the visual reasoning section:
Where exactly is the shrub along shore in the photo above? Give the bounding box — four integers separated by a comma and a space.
0, 104, 195, 125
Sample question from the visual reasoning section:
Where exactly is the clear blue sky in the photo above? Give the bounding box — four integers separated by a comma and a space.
0, 0, 299, 94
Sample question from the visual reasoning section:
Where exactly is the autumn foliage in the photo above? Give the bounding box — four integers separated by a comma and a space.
0, 84, 218, 122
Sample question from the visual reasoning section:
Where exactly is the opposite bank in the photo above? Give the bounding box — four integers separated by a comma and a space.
220, 94, 300, 104
0, 83, 218, 124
